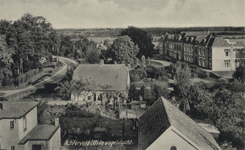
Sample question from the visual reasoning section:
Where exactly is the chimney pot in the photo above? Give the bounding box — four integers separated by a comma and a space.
99, 59, 104, 65
55, 118, 59, 126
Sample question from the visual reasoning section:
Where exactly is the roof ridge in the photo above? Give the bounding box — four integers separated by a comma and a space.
160, 97, 173, 125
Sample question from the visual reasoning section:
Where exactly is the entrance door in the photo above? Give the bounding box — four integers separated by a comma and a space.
32, 145, 41, 150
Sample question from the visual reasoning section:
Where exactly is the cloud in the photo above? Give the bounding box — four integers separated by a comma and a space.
0, 0, 244, 28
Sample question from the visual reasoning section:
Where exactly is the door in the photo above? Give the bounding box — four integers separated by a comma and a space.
32, 145, 41, 150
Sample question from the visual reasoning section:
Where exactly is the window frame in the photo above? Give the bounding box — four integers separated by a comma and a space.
23, 116, 27, 132
10, 121, 14, 129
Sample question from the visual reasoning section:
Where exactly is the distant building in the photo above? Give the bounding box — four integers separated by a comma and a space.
138, 97, 221, 150
158, 32, 245, 71
0, 102, 61, 150
72, 63, 130, 103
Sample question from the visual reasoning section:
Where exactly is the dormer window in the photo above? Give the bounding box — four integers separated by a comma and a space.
178, 35, 181, 40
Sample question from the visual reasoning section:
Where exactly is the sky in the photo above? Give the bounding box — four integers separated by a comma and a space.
0, 0, 244, 29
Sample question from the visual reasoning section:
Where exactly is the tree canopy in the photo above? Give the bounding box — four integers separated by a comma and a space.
109, 35, 139, 66
120, 26, 154, 58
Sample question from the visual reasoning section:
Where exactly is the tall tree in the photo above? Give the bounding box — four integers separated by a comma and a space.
109, 35, 139, 66
120, 26, 154, 58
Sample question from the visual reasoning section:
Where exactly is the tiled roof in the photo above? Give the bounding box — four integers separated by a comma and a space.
138, 97, 221, 150
212, 37, 230, 47
138, 98, 170, 150
72, 64, 129, 91
19, 125, 60, 145
0, 102, 39, 119
162, 98, 221, 150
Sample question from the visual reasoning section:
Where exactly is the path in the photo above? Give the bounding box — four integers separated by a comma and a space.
150, 59, 171, 67
0, 56, 78, 98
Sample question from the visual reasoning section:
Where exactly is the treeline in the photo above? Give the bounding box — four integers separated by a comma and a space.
55, 26, 245, 38
0, 13, 59, 87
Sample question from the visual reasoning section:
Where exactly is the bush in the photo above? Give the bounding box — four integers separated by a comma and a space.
146, 65, 168, 81
86, 49, 100, 64
129, 67, 147, 82
190, 67, 207, 79
43, 62, 56, 68
14, 68, 39, 86
1, 78, 13, 86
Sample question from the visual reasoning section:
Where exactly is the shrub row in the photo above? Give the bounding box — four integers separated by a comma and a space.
43, 62, 56, 68
15, 68, 40, 86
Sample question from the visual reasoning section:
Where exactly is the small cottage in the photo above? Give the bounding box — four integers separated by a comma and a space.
71, 63, 130, 103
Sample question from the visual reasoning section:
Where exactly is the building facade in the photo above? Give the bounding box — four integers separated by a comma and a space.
0, 102, 61, 150
158, 32, 245, 71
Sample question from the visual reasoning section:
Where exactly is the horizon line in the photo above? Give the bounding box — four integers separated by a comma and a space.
54, 26, 245, 30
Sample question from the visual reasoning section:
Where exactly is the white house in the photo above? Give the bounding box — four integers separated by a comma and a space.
71, 63, 130, 103
138, 97, 221, 150
0, 102, 61, 150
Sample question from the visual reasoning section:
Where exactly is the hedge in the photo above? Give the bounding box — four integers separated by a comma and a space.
15, 68, 40, 86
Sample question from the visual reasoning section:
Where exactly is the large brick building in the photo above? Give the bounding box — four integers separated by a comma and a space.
158, 32, 245, 71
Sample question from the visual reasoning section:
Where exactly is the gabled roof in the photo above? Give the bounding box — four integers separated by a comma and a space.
139, 97, 221, 150
211, 36, 230, 47
19, 125, 60, 145
72, 64, 129, 91
0, 102, 39, 119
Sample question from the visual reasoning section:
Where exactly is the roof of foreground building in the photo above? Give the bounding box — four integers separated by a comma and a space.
138, 97, 221, 150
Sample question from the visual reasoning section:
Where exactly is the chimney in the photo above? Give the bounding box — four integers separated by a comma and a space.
99, 59, 104, 65
55, 118, 59, 126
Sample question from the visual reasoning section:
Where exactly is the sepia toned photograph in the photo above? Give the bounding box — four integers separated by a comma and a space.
0, 0, 244, 150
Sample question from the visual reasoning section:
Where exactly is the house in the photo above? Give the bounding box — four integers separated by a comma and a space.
138, 97, 221, 150
0, 102, 61, 150
71, 63, 130, 103
159, 32, 245, 71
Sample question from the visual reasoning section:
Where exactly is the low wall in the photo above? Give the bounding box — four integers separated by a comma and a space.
47, 100, 87, 106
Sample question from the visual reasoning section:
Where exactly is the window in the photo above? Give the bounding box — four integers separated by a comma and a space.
224, 49, 230, 56
224, 60, 230, 67
87, 96, 91, 100
10, 121, 14, 129
11, 146, 15, 150
195, 47, 198, 54
170, 146, 177, 150
23, 116, 27, 131
199, 48, 201, 55
0, 103, 2, 110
